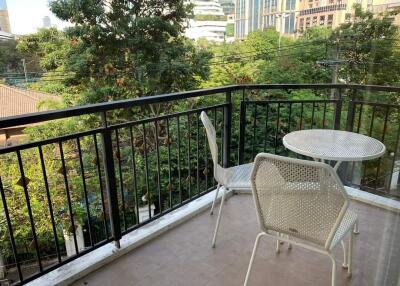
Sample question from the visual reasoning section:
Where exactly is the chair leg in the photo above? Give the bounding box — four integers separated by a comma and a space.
210, 183, 221, 215
341, 240, 348, 268
276, 238, 281, 253
287, 235, 292, 250
353, 222, 359, 234
211, 187, 226, 248
244, 232, 265, 286
329, 254, 337, 286
348, 230, 354, 277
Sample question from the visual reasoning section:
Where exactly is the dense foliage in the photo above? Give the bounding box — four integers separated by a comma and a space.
332, 4, 400, 85
49, 0, 212, 105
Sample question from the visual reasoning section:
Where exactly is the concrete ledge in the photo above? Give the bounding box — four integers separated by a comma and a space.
28, 188, 232, 286
237, 186, 400, 213
345, 186, 400, 213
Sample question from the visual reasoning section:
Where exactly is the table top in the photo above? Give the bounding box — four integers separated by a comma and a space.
282, 129, 386, 162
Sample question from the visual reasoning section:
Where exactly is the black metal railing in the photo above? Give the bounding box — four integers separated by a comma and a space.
0, 84, 399, 285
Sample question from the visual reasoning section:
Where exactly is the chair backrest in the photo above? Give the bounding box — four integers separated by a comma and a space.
251, 153, 349, 249
200, 111, 221, 180
200, 111, 218, 165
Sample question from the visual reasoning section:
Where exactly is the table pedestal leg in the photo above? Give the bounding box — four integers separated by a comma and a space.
333, 161, 342, 172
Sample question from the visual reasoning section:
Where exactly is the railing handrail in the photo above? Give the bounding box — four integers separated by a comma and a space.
0, 83, 399, 129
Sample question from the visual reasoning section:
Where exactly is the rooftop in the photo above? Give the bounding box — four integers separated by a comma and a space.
0, 84, 58, 119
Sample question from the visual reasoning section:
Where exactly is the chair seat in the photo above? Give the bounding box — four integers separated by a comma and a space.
330, 209, 357, 249
217, 163, 253, 190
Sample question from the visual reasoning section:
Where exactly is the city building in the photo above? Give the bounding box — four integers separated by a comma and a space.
370, 0, 400, 26
219, 0, 236, 14
186, 0, 229, 42
296, 0, 365, 35
296, 0, 400, 35
234, 0, 400, 40
0, 0, 11, 33
234, 0, 298, 39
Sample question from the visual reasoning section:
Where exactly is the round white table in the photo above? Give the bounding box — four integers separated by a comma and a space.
282, 129, 386, 246
282, 129, 386, 171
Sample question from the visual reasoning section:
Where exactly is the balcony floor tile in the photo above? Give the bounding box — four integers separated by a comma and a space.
72, 194, 400, 286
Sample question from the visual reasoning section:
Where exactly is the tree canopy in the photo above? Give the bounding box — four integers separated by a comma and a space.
49, 0, 211, 104
331, 4, 400, 85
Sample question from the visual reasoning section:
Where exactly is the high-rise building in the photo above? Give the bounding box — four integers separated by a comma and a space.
186, 0, 229, 42
0, 0, 11, 33
235, 0, 298, 39
369, 1, 400, 26
43, 16, 52, 28
219, 0, 236, 14
296, 0, 366, 34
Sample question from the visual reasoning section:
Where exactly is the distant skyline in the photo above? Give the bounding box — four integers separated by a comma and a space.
7, 0, 70, 35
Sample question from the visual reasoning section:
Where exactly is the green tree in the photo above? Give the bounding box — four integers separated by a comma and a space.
0, 40, 23, 74
331, 4, 400, 85
202, 28, 331, 88
49, 0, 211, 105
17, 27, 70, 72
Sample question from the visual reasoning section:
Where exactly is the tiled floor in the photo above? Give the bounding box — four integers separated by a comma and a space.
72, 194, 400, 286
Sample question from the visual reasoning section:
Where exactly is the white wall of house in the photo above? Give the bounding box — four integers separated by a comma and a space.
138, 204, 156, 222
63, 225, 85, 257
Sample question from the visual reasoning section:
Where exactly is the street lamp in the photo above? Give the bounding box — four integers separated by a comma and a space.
275, 13, 290, 51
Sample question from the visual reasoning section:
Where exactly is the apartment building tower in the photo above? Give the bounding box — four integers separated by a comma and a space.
235, 0, 298, 39
0, 0, 11, 33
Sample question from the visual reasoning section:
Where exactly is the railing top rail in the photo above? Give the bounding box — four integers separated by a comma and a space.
0, 83, 399, 129
241, 83, 400, 92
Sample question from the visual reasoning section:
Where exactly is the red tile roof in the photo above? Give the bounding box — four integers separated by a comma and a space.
0, 84, 59, 118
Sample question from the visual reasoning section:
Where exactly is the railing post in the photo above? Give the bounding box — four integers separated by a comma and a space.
238, 89, 246, 165
100, 112, 121, 248
223, 91, 232, 168
333, 88, 343, 130
346, 89, 358, 132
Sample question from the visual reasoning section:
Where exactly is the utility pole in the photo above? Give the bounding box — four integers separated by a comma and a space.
331, 40, 340, 99
317, 40, 346, 99
278, 0, 284, 52
21, 59, 28, 83
277, 0, 290, 52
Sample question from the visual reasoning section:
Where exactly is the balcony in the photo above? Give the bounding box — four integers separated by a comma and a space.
0, 84, 400, 285
68, 195, 400, 286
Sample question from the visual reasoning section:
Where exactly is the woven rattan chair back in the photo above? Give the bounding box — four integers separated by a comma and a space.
251, 153, 349, 249
200, 111, 221, 179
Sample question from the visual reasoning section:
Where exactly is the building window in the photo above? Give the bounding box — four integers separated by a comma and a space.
286, 0, 296, 10
320, 15, 325, 26
312, 16, 317, 25
299, 18, 304, 32
327, 14, 333, 27
306, 17, 311, 28
272, 0, 277, 11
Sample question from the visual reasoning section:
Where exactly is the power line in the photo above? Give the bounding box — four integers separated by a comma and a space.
2, 38, 399, 81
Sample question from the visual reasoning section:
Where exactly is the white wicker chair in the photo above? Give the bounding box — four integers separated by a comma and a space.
244, 153, 357, 286
200, 111, 253, 247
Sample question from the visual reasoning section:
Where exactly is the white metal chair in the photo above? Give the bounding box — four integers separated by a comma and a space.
244, 153, 357, 286
200, 111, 253, 247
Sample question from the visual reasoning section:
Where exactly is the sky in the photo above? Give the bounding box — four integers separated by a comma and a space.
7, 0, 70, 35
